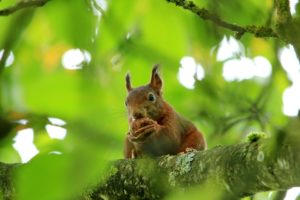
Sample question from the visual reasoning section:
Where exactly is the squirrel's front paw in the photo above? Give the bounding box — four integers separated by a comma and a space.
132, 118, 154, 129
129, 118, 159, 142
131, 118, 156, 135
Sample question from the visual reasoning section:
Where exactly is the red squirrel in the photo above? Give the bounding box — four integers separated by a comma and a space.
124, 65, 206, 158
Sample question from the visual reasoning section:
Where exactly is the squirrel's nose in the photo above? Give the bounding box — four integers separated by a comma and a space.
133, 112, 144, 120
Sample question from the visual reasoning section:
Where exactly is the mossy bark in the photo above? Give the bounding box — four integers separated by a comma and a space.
90, 136, 300, 199
0, 163, 17, 200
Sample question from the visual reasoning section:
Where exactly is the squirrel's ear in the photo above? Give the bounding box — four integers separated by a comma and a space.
150, 64, 162, 92
126, 73, 132, 92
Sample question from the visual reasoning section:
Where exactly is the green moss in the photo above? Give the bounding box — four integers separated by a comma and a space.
175, 152, 195, 175
246, 131, 267, 143
109, 166, 118, 177
166, 152, 196, 187
245, 26, 277, 37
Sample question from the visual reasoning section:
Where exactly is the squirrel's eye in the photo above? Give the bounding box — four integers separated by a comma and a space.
148, 93, 156, 102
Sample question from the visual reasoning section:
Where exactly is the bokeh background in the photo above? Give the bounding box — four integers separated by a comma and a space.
0, 0, 300, 199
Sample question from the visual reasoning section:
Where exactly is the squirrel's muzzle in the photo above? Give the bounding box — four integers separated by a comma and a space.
133, 111, 144, 120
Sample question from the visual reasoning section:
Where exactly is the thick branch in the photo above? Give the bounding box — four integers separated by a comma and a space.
90, 135, 300, 199
0, 0, 50, 16
166, 0, 278, 39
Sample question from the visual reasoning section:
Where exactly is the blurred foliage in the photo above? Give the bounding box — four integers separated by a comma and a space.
0, 0, 298, 199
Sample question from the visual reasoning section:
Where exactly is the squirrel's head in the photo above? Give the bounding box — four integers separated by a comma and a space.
125, 65, 165, 123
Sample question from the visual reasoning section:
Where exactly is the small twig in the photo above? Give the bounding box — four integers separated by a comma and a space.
166, 0, 278, 39
0, 0, 51, 16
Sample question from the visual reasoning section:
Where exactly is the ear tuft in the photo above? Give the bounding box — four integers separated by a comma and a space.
126, 73, 132, 92
150, 64, 162, 92
152, 64, 160, 75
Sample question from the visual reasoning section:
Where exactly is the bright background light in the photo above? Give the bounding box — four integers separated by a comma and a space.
48, 117, 66, 126
285, 187, 300, 200
62, 48, 91, 70
0, 49, 14, 67
45, 125, 67, 140
178, 56, 205, 89
289, 0, 298, 15
178, 36, 300, 117
217, 36, 244, 61
12, 117, 67, 162
13, 129, 39, 163
218, 36, 272, 82
279, 45, 300, 117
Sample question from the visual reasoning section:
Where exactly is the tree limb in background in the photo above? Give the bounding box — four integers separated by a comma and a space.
0, 163, 18, 200
274, 0, 300, 60
0, 0, 51, 16
166, 0, 278, 39
274, 0, 292, 24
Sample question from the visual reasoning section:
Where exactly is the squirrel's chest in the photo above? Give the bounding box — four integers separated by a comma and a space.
134, 133, 180, 157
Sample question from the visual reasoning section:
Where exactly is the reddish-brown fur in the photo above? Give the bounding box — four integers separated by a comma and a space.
124, 65, 206, 158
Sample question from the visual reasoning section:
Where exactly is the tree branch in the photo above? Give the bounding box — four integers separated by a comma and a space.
166, 0, 278, 39
89, 130, 300, 199
0, 0, 51, 16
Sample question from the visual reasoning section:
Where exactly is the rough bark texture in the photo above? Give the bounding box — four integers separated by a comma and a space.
1, 134, 300, 200
0, 163, 17, 200
88, 133, 300, 200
